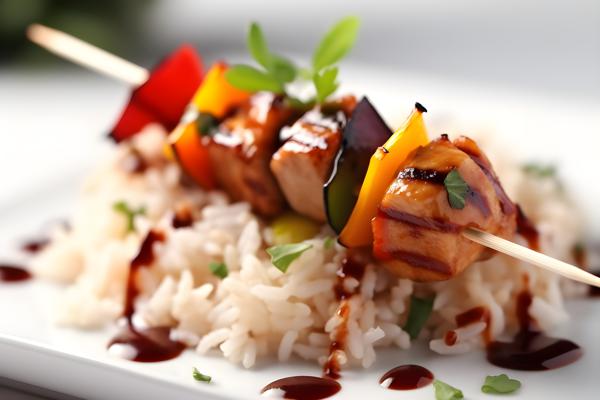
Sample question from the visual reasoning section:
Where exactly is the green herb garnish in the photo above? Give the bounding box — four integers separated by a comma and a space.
192, 367, 212, 383
225, 22, 296, 94
403, 295, 434, 339
312, 16, 360, 71
196, 112, 220, 136
444, 169, 469, 209
266, 243, 313, 273
323, 236, 336, 250
481, 374, 521, 394
208, 262, 228, 279
226, 17, 360, 105
522, 163, 556, 178
434, 380, 464, 400
313, 66, 339, 103
112, 200, 146, 233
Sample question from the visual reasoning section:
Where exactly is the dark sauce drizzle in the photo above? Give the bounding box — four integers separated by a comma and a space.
107, 229, 185, 362
486, 288, 583, 370
0, 264, 32, 282
516, 205, 540, 251
260, 376, 341, 400
323, 256, 365, 380
379, 364, 434, 390
172, 207, 194, 229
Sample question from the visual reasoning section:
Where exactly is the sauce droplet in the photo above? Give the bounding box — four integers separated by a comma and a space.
108, 326, 185, 363
0, 265, 32, 282
261, 376, 341, 400
379, 364, 434, 390
21, 238, 49, 254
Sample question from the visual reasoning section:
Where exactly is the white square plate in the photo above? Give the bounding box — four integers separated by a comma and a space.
1, 67, 599, 399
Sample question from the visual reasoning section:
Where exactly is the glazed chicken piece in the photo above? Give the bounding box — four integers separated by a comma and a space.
372, 135, 517, 281
270, 97, 356, 221
208, 92, 298, 217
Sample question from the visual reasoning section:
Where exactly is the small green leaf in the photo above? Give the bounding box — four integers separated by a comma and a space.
522, 163, 556, 178
434, 380, 464, 400
266, 243, 313, 273
313, 66, 339, 103
403, 295, 434, 340
113, 200, 146, 233
208, 262, 228, 279
225, 65, 283, 93
444, 169, 469, 209
268, 55, 297, 83
192, 367, 211, 383
324, 236, 336, 249
248, 22, 271, 68
482, 374, 521, 394
312, 16, 360, 71
196, 112, 219, 136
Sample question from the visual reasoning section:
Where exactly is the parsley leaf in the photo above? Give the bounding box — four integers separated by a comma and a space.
403, 295, 434, 339
323, 236, 336, 249
192, 367, 211, 383
112, 201, 146, 233
444, 169, 469, 209
208, 262, 228, 279
434, 380, 464, 400
313, 67, 339, 103
482, 374, 521, 394
312, 16, 360, 71
225, 65, 283, 93
266, 243, 313, 273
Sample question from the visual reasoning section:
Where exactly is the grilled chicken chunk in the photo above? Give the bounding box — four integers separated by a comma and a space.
372, 135, 517, 281
270, 97, 356, 221
208, 92, 298, 217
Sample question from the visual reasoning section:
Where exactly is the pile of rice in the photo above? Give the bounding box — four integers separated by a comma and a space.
32, 124, 586, 369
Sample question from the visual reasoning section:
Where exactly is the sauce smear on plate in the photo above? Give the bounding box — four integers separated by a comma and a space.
261, 376, 341, 400
379, 364, 434, 390
486, 288, 583, 370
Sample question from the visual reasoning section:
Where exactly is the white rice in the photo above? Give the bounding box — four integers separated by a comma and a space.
32, 124, 586, 369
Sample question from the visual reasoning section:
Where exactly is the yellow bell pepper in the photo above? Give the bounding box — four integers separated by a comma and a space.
191, 61, 250, 118
168, 62, 251, 189
338, 104, 429, 247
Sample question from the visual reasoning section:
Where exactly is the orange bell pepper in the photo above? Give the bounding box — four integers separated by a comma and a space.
168, 62, 251, 189
170, 121, 216, 189
338, 103, 429, 247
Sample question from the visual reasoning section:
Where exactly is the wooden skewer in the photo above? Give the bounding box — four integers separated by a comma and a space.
26, 24, 600, 289
464, 228, 600, 287
27, 24, 148, 86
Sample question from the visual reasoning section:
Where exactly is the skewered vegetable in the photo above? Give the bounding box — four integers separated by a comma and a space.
110, 45, 204, 142
169, 62, 251, 189
338, 103, 429, 247
324, 97, 392, 233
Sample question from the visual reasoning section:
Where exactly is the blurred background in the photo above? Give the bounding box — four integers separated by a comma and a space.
0, 0, 599, 228
1, 0, 599, 99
